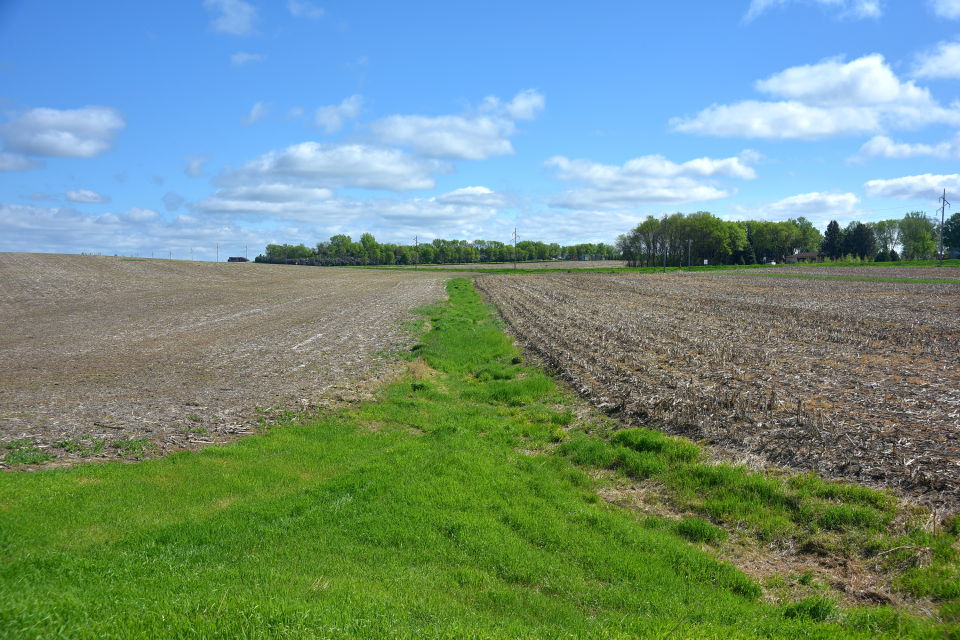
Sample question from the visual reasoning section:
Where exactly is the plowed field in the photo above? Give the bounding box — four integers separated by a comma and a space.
476, 272, 960, 509
0, 253, 447, 465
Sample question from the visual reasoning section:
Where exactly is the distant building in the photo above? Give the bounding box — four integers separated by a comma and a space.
783, 252, 823, 264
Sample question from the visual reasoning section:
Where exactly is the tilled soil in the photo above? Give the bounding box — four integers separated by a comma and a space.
476, 271, 960, 511
760, 265, 960, 280
0, 253, 447, 467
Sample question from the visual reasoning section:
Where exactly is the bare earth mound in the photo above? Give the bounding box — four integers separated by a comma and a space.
476, 271, 960, 511
0, 253, 447, 465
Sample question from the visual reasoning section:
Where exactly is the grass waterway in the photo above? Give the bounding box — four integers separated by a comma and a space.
0, 279, 955, 638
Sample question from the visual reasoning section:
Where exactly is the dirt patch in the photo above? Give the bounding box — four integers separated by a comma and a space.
0, 253, 448, 467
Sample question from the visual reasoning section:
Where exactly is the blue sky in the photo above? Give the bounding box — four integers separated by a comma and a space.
2, 0, 960, 259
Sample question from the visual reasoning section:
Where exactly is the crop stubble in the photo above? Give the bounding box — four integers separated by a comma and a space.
0, 253, 447, 465
476, 271, 960, 509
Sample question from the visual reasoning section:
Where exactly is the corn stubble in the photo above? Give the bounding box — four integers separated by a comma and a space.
476, 271, 960, 510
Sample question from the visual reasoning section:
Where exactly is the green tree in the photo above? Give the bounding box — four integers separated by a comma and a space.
943, 212, 960, 253
900, 212, 937, 260
820, 220, 843, 259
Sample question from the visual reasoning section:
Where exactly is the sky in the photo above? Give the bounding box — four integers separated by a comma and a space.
2, 0, 960, 259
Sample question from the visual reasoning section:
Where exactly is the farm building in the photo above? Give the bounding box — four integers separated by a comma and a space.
783, 252, 823, 264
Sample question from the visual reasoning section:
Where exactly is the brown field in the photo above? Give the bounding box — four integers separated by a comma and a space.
761, 265, 960, 279
0, 253, 448, 465
476, 271, 960, 509
381, 260, 627, 270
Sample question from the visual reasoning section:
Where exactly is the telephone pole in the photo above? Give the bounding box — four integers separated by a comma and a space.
511, 228, 518, 274
414, 235, 419, 270
688, 239, 692, 271
216, 243, 219, 263
190, 247, 193, 261
245, 245, 248, 261
939, 189, 951, 268
169, 250, 172, 259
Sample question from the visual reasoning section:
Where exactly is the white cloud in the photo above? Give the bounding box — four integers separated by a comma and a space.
913, 41, 960, 79
543, 153, 757, 209
671, 54, 960, 140
314, 95, 363, 133
0, 202, 267, 256
863, 173, 960, 200
930, 0, 960, 19
852, 134, 960, 161
285, 107, 305, 121
287, 0, 323, 18
371, 89, 545, 160
745, 0, 881, 21
162, 192, 185, 211
204, 0, 259, 36
66, 189, 111, 204
0, 106, 126, 158
485, 88, 545, 121
28, 192, 57, 201
435, 186, 510, 207
121, 207, 161, 223
185, 155, 211, 177
218, 142, 449, 191
231, 52, 266, 66
0, 151, 41, 171
729, 191, 861, 224
241, 101, 270, 126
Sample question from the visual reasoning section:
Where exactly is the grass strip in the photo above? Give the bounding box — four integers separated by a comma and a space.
0, 279, 952, 638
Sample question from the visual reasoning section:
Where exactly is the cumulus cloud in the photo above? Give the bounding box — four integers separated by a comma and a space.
314, 95, 363, 133
913, 41, 960, 79
66, 189, 111, 204
218, 142, 448, 191
435, 186, 510, 207
0, 151, 41, 171
671, 54, 960, 140
851, 134, 960, 161
162, 192, 185, 211
231, 51, 266, 66
204, 0, 259, 36
0, 106, 126, 158
744, 0, 881, 21
185, 155, 211, 177
121, 207, 161, 223
0, 201, 267, 256
729, 191, 861, 224
371, 89, 545, 160
863, 173, 960, 200
543, 152, 757, 209
930, 0, 960, 18
241, 101, 270, 126
287, 0, 323, 18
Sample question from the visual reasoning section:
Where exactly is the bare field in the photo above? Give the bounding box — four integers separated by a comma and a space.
476, 271, 960, 509
760, 265, 960, 280
381, 260, 627, 270
0, 253, 448, 466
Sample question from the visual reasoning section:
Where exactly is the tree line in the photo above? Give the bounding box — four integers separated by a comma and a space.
616, 210, 960, 267
255, 233, 621, 266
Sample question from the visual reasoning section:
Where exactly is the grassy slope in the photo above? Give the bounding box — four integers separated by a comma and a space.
0, 279, 950, 638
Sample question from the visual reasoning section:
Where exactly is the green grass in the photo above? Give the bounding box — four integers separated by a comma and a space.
0, 279, 953, 638
558, 427, 960, 609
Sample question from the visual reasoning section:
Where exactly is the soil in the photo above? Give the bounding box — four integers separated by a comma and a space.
0, 253, 448, 467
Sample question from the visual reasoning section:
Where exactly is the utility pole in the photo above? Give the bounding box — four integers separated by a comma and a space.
688, 239, 692, 272
511, 228, 518, 274
939, 189, 950, 268
245, 245, 248, 261
414, 235, 419, 270
216, 243, 219, 263
169, 250, 172, 259
663, 238, 667, 274
190, 247, 193, 261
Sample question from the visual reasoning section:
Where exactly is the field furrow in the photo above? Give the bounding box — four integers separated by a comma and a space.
476, 272, 960, 509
